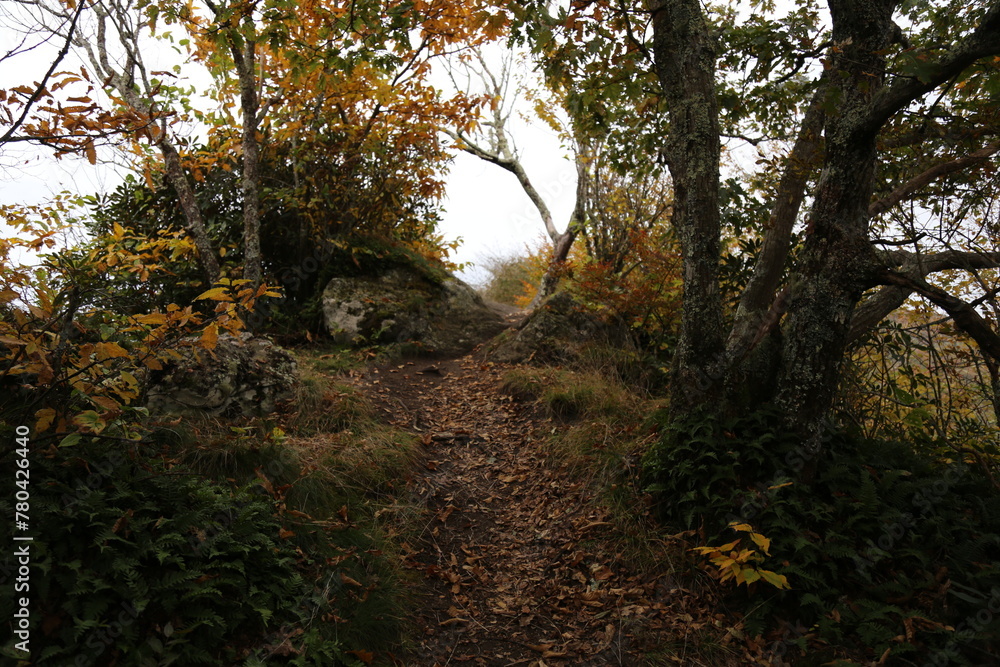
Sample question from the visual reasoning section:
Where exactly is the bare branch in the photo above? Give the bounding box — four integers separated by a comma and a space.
869, 142, 1000, 217
880, 269, 1000, 362
849, 249, 1000, 342
443, 51, 560, 241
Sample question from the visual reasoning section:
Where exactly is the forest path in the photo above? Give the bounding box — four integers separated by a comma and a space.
353, 349, 684, 666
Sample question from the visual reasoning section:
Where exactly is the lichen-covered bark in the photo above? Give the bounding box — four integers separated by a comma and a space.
647, 0, 1000, 433
649, 0, 725, 409
231, 36, 263, 293
775, 0, 897, 431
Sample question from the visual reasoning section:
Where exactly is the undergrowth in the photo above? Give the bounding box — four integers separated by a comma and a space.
643, 407, 1000, 665
0, 345, 420, 666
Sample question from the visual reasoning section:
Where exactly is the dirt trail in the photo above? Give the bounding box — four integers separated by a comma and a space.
355, 351, 686, 666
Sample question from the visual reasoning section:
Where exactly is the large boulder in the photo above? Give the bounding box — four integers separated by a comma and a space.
145, 333, 297, 418
487, 291, 630, 364
321, 267, 506, 356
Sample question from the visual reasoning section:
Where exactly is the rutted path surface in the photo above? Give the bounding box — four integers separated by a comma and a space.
354, 352, 693, 666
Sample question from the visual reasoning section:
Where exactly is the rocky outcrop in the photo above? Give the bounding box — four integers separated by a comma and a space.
487, 291, 629, 364
145, 333, 297, 418
322, 268, 506, 356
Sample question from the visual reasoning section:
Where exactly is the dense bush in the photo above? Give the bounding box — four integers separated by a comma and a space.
644, 408, 1000, 664
0, 437, 358, 666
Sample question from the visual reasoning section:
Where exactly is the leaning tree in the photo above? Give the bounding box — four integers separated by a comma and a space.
516, 0, 1000, 438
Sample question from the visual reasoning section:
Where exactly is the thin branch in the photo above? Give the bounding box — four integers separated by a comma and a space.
864, 2, 1000, 134
0, 0, 86, 146
869, 142, 1000, 217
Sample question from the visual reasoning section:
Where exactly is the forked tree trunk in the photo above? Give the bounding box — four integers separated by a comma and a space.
647, 0, 895, 427
773, 0, 896, 434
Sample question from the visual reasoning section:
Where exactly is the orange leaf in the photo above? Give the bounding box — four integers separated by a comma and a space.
201, 322, 219, 350
340, 573, 363, 587
346, 650, 374, 664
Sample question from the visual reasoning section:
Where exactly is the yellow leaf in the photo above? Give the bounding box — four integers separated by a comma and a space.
84, 139, 96, 165
143, 356, 163, 370
97, 342, 130, 359
35, 408, 56, 432
194, 287, 234, 302
729, 522, 753, 533
135, 313, 167, 325
749, 532, 771, 554
112, 222, 125, 239
759, 569, 790, 590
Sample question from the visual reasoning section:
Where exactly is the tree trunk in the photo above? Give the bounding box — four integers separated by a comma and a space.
159, 141, 222, 285
232, 36, 263, 294
529, 229, 578, 309
649, 0, 726, 411
775, 0, 896, 434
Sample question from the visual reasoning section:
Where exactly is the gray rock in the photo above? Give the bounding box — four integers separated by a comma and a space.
145, 333, 297, 418
487, 291, 629, 364
321, 268, 506, 356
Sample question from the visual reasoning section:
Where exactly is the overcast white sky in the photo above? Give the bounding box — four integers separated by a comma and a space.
0, 11, 576, 286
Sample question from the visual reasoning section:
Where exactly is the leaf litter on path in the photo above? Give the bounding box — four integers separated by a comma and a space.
352, 352, 734, 666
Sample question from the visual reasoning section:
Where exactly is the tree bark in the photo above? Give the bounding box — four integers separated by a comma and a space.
159, 141, 222, 284
230, 34, 263, 294
726, 83, 827, 366
775, 0, 898, 432
649, 0, 725, 410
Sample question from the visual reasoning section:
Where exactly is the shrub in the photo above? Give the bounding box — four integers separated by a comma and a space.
643, 408, 1000, 663
477, 248, 546, 306
0, 437, 352, 666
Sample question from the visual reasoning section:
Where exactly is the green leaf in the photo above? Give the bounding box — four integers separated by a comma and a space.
759, 569, 791, 590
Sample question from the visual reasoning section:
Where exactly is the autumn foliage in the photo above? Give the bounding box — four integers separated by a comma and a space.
0, 211, 277, 442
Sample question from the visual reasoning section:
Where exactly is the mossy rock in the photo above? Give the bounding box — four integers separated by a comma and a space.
321, 267, 506, 356
145, 333, 298, 418
486, 291, 630, 364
